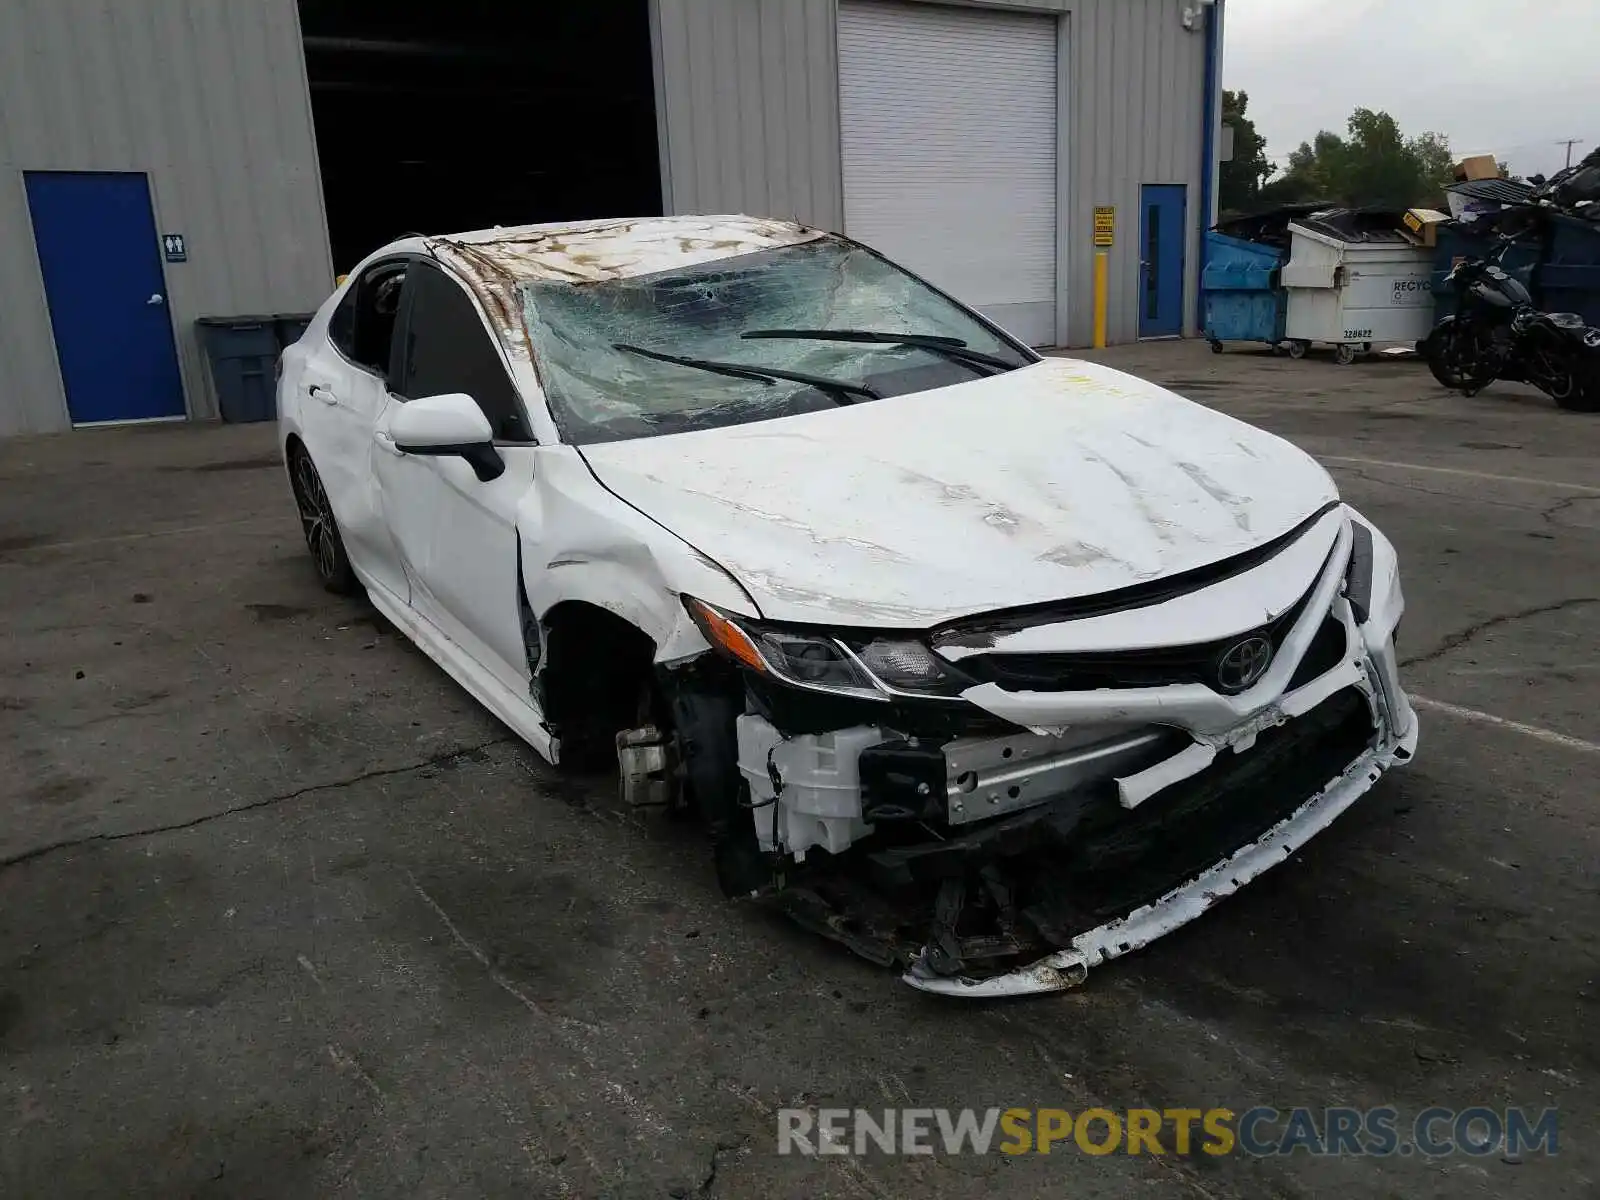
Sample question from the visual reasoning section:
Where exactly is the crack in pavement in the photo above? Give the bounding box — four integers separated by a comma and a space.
1333, 465, 1537, 513
689, 1136, 747, 1198
0, 735, 515, 871
1400, 597, 1600, 668
1543, 494, 1599, 526
1147, 1152, 1230, 1199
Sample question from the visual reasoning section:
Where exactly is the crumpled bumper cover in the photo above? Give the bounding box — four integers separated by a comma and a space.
903, 507, 1415, 996
903, 709, 1417, 998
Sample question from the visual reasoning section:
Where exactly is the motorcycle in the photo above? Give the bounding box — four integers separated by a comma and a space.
1422, 231, 1600, 412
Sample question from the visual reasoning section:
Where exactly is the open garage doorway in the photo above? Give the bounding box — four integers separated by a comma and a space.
299, 0, 663, 273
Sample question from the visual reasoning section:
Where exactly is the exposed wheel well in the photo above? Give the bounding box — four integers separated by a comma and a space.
536, 599, 659, 768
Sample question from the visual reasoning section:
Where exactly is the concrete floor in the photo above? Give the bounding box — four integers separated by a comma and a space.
1, 341, 1595, 1198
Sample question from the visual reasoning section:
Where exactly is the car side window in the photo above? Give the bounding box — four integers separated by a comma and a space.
394, 261, 531, 442
330, 261, 408, 374
354, 265, 407, 372
327, 287, 358, 358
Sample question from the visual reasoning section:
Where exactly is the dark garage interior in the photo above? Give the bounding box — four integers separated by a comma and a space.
299, 0, 663, 272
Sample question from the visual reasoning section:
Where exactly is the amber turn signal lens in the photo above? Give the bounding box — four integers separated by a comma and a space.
684, 597, 767, 672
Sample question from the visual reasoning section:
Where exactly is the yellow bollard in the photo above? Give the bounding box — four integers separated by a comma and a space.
1093, 251, 1108, 349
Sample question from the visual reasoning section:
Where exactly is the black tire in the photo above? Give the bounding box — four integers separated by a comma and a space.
1335, 343, 1357, 365
1532, 346, 1595, 410
1555, 382, 1600, 412
288, 445, 360, 595
1424, 319, 1498, 393
1543, 365, 1581, 407
1209, 339, 1224, 354
1287, 340, 1308, 360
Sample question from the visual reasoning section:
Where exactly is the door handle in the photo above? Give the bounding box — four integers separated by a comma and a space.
308, 384, 337, 405
146, 293, 165, 306
373, 430, 405, 456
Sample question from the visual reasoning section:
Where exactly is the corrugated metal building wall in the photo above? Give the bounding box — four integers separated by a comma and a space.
0, 0, 332, 435
1069, 0, 1212, 345
651, 0, 846, 231
652, 0, 1214, 347
1, 0, 1211, 436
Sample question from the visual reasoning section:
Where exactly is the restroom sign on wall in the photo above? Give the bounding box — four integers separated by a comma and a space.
162, 233, 187, 262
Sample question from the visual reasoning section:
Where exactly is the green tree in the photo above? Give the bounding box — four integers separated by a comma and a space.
1251, 108, 1459, 210
1253, 131, 1344, 208
1219, 90, 1272, 217
1411, 133, 1459, 201
1341, 108, 1421, 207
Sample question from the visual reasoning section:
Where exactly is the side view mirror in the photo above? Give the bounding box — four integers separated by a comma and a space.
390, 393, 504, 481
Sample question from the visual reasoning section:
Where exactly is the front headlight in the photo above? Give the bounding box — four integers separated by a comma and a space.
753, 628, 878, 695
683, 597, 972, 699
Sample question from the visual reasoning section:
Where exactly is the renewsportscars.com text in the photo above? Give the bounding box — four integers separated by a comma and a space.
777, 1106, 1559, 1159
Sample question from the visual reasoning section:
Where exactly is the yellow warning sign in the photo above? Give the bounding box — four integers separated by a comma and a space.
1093, 206, 1115, 247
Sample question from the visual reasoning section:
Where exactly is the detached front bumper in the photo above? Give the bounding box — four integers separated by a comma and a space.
901, 510, 1416, 995
903, 708, 1416, 996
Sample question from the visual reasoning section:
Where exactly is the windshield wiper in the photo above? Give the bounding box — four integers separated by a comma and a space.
613, 343, 880, 403
741, 328, 1018, 374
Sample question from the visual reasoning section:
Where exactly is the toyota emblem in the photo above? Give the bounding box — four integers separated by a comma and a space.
1215, 635, 1274, 694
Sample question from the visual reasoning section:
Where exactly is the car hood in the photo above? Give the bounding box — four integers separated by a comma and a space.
577, 357, 1339, 627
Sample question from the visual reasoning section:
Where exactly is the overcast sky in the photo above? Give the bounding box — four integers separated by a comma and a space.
1223, 0, 1600, 181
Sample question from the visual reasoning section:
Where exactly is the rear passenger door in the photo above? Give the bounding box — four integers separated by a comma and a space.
371, 260, 537, 693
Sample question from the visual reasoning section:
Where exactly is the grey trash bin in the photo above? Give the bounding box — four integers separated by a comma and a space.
273, 311, 315, 352
195, 316, 278, 423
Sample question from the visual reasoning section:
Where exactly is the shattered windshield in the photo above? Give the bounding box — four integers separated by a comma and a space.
517, 238, 1033, 443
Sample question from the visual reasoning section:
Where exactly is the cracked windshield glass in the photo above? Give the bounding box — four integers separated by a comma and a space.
519, 238, 1030, 443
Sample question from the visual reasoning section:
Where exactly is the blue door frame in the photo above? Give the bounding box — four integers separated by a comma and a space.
25, 171, 186, 424
1139, 184, 1187, 339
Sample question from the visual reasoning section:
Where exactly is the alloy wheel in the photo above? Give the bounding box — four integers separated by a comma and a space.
292, 452, 340, 582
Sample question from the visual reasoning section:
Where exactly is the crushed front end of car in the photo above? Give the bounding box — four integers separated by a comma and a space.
644, 503, 1415, 996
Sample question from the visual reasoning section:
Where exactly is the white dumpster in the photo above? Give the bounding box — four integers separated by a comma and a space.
1280, 218, 1435, 363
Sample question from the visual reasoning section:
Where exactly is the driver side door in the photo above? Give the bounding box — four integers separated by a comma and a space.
371, 261, 537, 695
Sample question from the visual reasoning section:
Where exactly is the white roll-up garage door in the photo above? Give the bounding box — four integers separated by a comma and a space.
838, 0, 1059, 346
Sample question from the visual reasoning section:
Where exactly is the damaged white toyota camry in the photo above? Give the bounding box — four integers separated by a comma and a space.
278, 215, 1417, 996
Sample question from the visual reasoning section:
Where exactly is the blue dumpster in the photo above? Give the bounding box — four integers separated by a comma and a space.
1202, 231, 1286, 351
1430, 224, 1494, 322
1429, 223, 1540, 324
1539, 212, 1600, 325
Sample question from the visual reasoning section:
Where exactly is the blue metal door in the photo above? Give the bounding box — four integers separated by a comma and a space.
1139, 184, 1187, 338
25, 172, 186, 424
